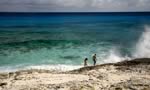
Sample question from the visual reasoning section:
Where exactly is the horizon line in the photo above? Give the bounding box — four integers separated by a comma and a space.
0, 11, 150, 13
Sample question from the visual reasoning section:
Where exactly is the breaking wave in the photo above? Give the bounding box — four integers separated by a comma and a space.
101, 26, 150, 63
134, 26, 150, 58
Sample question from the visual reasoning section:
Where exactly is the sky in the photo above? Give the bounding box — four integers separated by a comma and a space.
0, 0, 150, 12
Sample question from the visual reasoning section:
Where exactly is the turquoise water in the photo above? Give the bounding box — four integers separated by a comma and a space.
0, 13, 150, 72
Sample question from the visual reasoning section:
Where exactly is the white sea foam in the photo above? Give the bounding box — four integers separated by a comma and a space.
0, 65, 82, 73
0, 66, 18, 73
134, 26, 150, 58
25, 64, 82, 71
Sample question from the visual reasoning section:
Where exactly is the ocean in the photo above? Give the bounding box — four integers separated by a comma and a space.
0, 12, 150, 72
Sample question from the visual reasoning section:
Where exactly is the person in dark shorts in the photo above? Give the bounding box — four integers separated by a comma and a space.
92, 54, 97, 66
84, 58, 88, 66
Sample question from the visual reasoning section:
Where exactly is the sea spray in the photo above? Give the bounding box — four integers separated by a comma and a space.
134, 26, 150, 58
103, 26, 150, 63
101, 47, 130, 63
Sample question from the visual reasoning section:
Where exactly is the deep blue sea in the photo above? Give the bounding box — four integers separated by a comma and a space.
0, 12, 150, 72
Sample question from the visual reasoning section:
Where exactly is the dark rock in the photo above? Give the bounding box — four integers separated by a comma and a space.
0, 82, 7, 86
115, 58, 150, 66
115, 87, 122, 90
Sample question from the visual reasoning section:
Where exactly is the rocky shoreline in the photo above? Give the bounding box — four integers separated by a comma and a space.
0, 58, 150, 90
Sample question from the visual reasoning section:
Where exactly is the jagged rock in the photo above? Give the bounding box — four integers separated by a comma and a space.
0, 82, 7, 86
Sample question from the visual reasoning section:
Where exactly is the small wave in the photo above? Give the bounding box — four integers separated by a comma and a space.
0, 65, 82, 73
0, 40, 81, 52
0, 40, 80, 46
60, 55, 80, 60
0, 66, 21, 73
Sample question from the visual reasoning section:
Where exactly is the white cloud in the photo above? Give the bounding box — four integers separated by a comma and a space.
0, 0, 150, 12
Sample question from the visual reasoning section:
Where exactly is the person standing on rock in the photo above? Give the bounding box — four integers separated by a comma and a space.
92, 54, 97, 66
84, 58, 88, 67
